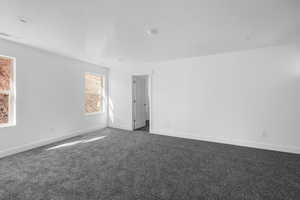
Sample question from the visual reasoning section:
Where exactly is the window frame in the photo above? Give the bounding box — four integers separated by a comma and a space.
84, 72, 105, 115
0, 55, 16, 128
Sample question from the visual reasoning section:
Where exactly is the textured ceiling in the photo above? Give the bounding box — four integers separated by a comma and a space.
0, 0, 300, 65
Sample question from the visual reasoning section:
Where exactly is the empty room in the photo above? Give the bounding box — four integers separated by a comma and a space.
0, 0, 300, 199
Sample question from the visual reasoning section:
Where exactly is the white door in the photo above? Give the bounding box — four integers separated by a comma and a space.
133, 76, 147, 129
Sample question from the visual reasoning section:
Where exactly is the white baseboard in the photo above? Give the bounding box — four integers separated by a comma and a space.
152, 129, 300, 154
0, 125, 106, 159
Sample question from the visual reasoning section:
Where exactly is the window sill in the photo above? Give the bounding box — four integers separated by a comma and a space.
0, 123, 16, 128
84, 111, 105, 116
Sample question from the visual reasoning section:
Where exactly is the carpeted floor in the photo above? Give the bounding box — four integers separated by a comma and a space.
0, 128, 299, 200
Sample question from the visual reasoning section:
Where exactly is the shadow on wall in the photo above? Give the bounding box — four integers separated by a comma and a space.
182, 69, 300, 147
262, 76, 300, 146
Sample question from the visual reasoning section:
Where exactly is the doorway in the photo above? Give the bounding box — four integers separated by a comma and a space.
132, 75, 150, 132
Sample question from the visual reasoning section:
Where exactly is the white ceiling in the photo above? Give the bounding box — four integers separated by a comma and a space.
0, 0, 300, 65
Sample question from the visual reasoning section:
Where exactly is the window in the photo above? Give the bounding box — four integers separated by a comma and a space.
85, 73, 104, 114
0, 55, 15, 126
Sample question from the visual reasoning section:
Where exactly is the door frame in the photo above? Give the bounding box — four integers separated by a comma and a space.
132, 74, 152, 132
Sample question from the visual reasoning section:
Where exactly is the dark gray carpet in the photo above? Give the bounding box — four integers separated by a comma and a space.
0, 128, 299, 200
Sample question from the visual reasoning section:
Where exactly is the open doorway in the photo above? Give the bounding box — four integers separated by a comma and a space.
132, 75, 150, 132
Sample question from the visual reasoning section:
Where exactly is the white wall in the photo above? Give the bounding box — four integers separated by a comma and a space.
110, 43, 300, 154
0, 39, 109, 157
151, 43, 300, 153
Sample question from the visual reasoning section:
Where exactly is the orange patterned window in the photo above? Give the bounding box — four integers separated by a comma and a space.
0, 56, 15, 126
85, 73, 104, 114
